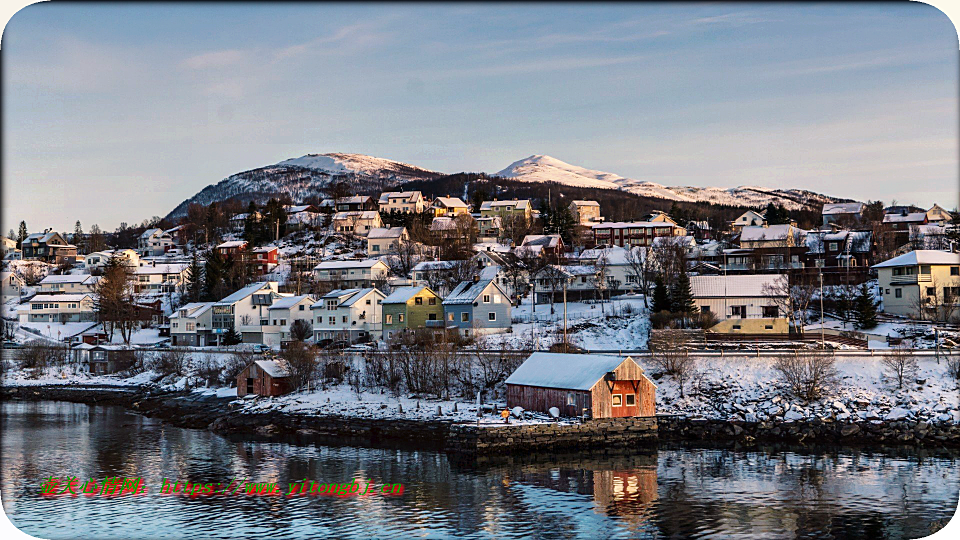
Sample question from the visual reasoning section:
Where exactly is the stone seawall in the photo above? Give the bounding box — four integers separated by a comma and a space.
445, 417, 658, 455
658, 416, 960, 447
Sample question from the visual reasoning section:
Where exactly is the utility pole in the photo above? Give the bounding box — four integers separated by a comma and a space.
276, 219, 280, 242
563, 279, 568, 347
819, 269, 825, 349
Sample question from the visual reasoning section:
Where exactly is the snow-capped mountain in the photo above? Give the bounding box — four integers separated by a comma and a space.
166, 153, 441, 218
496, 155, 845, 211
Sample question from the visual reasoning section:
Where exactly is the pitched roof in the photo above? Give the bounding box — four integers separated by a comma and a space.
479, 199, 530, 211
313, 259, 386, 270
367, 227, 407, 239
217, 240, 247, 249
170, 302, 215, 319
689, 275, 787, 298
571, 200, 600, 207
433, 197, 469, 209
591, 221, 673, 230
382, 285, 432, 304
139, 228, 164, 238
882, 212, 927, 224
333, 210, 379, 220
268, 295, 314, 310
872, 250, 960, 268
217, 282, 273, 304
506, 352, 640, 391
443, 279, 499, 305
521, 234, 562, 248
412, 260, 459, 272
822, 202, 864, 215
378, 191, 422, 204
254, 359, 292, 378
739, 224, 801, 242
39, 274, 98, 284
30, 293, 92, 302
133, 263, 189, 275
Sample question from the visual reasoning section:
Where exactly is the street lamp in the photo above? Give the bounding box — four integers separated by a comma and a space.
819, 269, 825, 349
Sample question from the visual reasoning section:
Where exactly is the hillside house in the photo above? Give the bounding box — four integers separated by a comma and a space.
251, 246, 279, 275
336, 195, 377, 212
476, 216, 503, 240
211, 281, 283, 344
803, 230, 872, 285
873, 250, 960, 321
575, 246, 644, 294
332, 211, 383, 236
590, 222, 686, 249
311, 288, 385, 344
431, 196, 471, 217
257, 294, 316, 347
38, 274, 100, 295
378, 191, 427, 214
216, 240, 248, 258
926, 204, 953, 226
285, 205, 322, 229
689, 274, 789, 333
138, 228, 174, 257
821, 202, 864, 226
533, 264, 600, 303
520, 234, 565, 260
21, 232, 78, 264
313, 259, 390, 289
442, 277, 512, 337
569, 200, 602, 225
479, 199, 533, 221
1, 271, 25, 298
1, 236, 18, 258
506, 353, 656, 419
731, 210, 767, 231
883, 211, 928, 248
381, 286, 444, 340
236, 359, 293, 397
738, 225, 804, 249
169, 302, 215, 346
366, 227, 409, 255
132, 263, 189, 293
85, 249, 140, 271
18, 294, 96, 323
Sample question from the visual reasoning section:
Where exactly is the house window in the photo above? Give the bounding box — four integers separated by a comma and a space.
828, 242, 838, 251
765, 325, 774, 330
488, 312, 496, 321
732, 325, 742, 330
701, 305, 710, 313
299, 305, 304, 311
415, 297, 423, 305
342, 316, 347, 322
386, 314, 393, 324
895, 288, 902, 298
366, 299, 371, 305
730, 305, 746, 318
483, 295, 490, 303
428, 297, 436, 305
762, 306, 778, 318
461, 312, 470, 322
625, 394, 636, 406
927, 287, 936, 296
428, 313, 437, 321
612, 394, 622, 407
398, 313, 404, 323
952, 267, 959, 276
448, 313, 454, 321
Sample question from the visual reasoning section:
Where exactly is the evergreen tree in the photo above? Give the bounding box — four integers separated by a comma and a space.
73, 221, 84, 253
17, 221, 28, 248
202, 249, 229, 301
854, 283, 879, 330
184, 251, 205, 303
261, 198, 287, 242
652, 275, 671, 313
669, 271, 696, 316
223, 328, 242, 346
551, 205, 577, 245
242, 201, 263, 246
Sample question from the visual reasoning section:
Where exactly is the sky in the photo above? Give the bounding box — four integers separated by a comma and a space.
2, 3, 958, 234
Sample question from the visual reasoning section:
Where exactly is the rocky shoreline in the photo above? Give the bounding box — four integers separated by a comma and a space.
4, 385, 959, 453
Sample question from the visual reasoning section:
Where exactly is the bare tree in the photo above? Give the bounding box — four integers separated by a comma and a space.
289, 318, 312, 342
624, 246, 651, 307
281, 342, 316, 390
593, 254, 609, 315
774, 351, 838, 401
763, 273, 816, 334
881, 345, 917, 389
649, 329, 696, 398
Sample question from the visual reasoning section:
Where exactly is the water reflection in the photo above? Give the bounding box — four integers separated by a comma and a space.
1, 401, 956, 539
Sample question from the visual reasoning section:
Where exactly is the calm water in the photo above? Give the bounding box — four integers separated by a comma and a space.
1, 401, 958, 539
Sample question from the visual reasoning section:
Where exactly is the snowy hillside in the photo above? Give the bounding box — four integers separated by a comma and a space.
166, 153, 442, 219
497, 155, 846, 211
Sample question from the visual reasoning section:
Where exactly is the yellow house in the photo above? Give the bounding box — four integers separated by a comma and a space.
431, 197, 471, 217
380, 285, 444, 340
873, 250, 960, 321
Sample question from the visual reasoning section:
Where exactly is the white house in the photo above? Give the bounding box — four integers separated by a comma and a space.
378, 191, 427, 214
38, 274, 101, 295
873, 250, 960, 321
312, 259, 390, 289
85, 249, 139, 271
1, 271, 25, 298
533, 264, 600, 303
18, 293, 96, 323
258, 295, 316, 347
138, 228, 174, 257
689, 274, 788, 333
732, 210, 767, 231
211, 281, 283, 344
311, 288, 385, 344
332, 211, 383, 236
169, 302, 215, 346
366, 227, 409, 255
132, 263, 190, 294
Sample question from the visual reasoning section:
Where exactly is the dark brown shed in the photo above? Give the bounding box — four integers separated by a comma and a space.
236, 358, 293, 397
506, 353, 656, 419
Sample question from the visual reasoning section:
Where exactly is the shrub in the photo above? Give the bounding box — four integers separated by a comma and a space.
774, 351, 838, 401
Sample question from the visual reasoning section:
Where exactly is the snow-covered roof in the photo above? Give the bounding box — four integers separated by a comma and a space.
739, 225, 801, 242
24, 232, 66, 244
411, 260, 458, 272
539, 264, 597, 278
254, 359, 292, 378
252, 246, 278, 253
367, 227, 407, 239
432, 197, 469, 209
217, 282, 273, 305
591, 221, 672, 230
29, 293, 92, 303
882, 212, 927, 224
0, 271, 24, 283
378, 191, 422, 204
442, 279, 499, 305
268, 295, 314, 310
430, 217, 457, 231
333, 210, 379, 220
285, 205, 313, 214
313, 259, 386, 270
822, 202, 864, 215
651, 235, 695, 248
473, 242, 512, 253
170, 302, 214, 319
521, 234, 561, 248
341, 288, 380, 308
577, 246, 637, 266
133, 263, 189, 275
382, 286, 432, 304
139, 228, 164, 239
337, 195, 372, 205
805, 230, 872, 254
39, 274, 98, 284
479, 199, 531, 211
689, 275, 787, 298
217, 240, 247, 249
506, 352, 640, 391
872, 250, 960, 268
570, 200, 600, 207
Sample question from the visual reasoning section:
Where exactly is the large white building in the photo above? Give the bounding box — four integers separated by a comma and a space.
311, 288, 385, 344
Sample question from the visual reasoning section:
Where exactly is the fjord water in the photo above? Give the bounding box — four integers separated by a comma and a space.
1, 401, 957, 539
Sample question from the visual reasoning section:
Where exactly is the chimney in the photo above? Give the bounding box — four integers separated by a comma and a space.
472, 274, 480, 283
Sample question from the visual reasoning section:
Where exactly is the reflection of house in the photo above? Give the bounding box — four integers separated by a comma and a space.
312, 259, 390, 289
169, 302, 215, 346
689, 275, 788, 333
236, 359, 293, 397
18, 294, 96, 323
311, 288, 385, 344
569, 200, 602, 225
506, 352, 656, 418
442, 277, 512, 337
873, 250, 960, 320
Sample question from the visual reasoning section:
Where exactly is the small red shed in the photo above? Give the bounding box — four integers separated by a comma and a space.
506, 353, 656, 419
236, 358, 294, 397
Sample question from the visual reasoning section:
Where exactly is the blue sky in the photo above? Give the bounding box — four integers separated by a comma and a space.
3, 3, 957, 233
